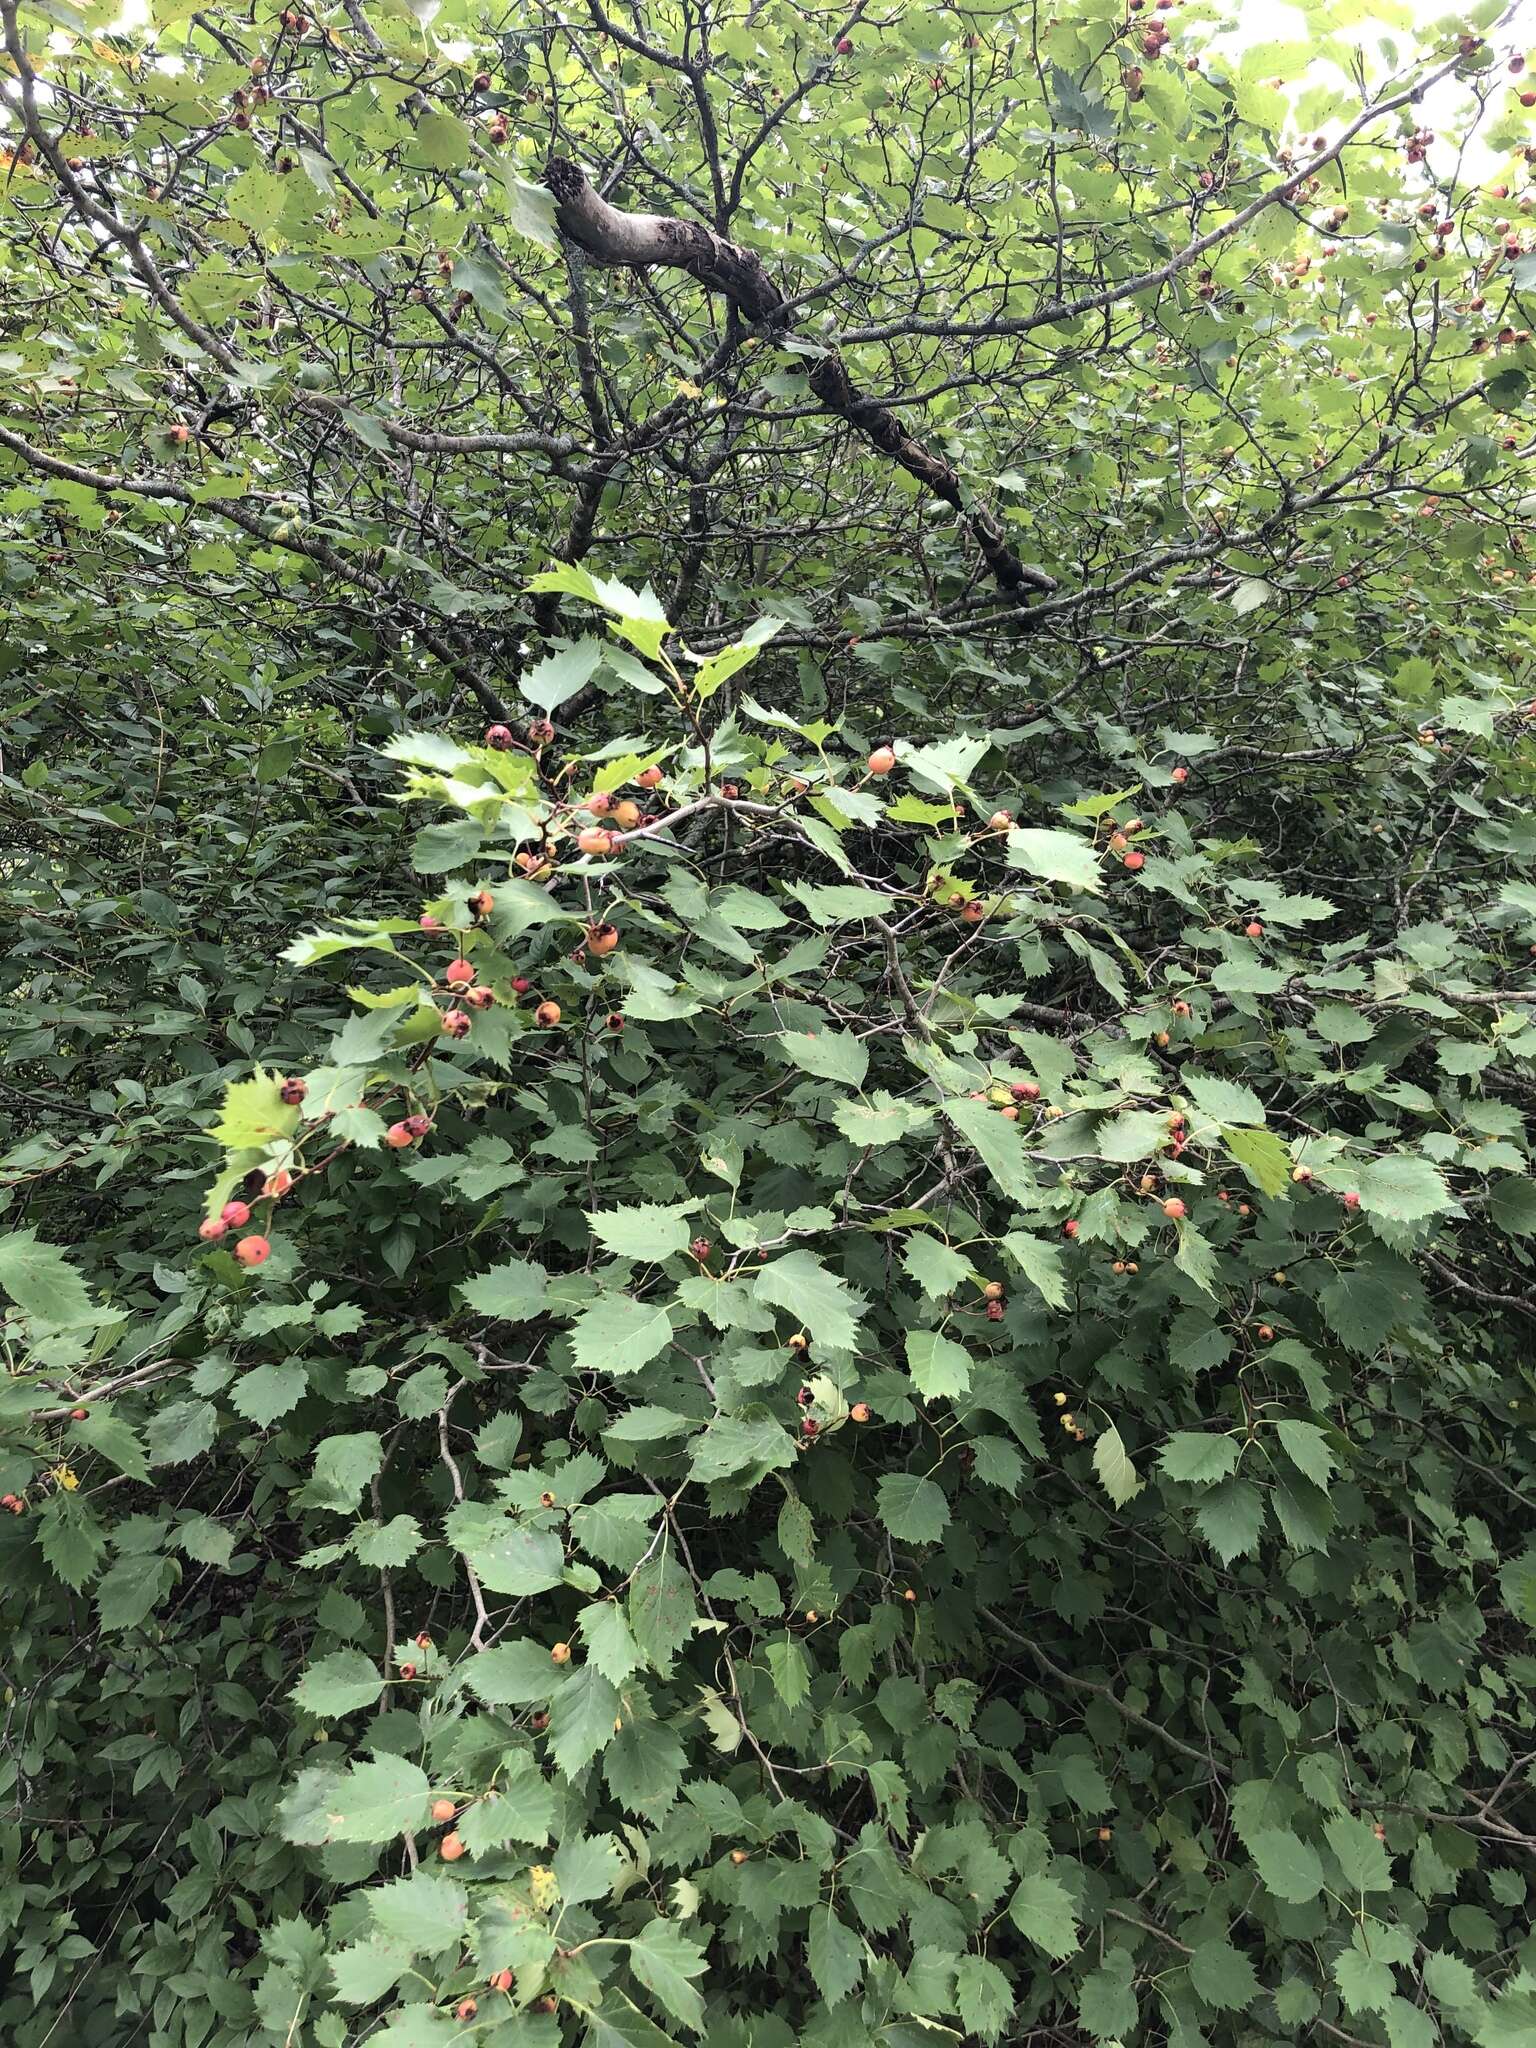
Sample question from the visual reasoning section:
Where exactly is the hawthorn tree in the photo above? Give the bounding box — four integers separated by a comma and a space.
4, 2, 1536, 2046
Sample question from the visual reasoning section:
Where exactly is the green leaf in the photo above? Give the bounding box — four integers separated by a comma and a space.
753, 1251, 864, 1351
504, 172, 560, 247
876, 1473, 949, 1544
901, 1233, 972, 1299
571, 1293, 676, 1376
1184, 1073, 1267, 1125
1352, 1154, 1454, 1223
1092, 1423, 1142, 1506
777, 1028, 869, 1087
1276, 1419, 1336, 1488
765, 1635, 811, 1709
292, 1650, 384, 1718
581, 1600, 643, 1685
1222, 1124, 1295, 1198
955, 1955, 1015, 2042
806, 1904, 864, 2004
587, 1203, 698, 1262
446, 1509, 566, 1596
1000, 1230, 1068, 1308
458, 1259, 549, 1321
210, 1071, 300, 1150
325, 1755, 433, 1844
1009, 1871, 1081, 1958
1189, 1937, 1261, 2011
416, 107, 470, 170
627, 1918, 708, 2032
1195, 1478, 1265, 1563
0, 1229, 96, 1328
1251, 1828, 1325, 1905
1325, 1813, 1393, 1892
1006, 826, 1102, 893
547, 1666, 623, 1777
1160, 1432, 1240, 1484
906, 1329, 972, 1402
368, 1870, 469, 1952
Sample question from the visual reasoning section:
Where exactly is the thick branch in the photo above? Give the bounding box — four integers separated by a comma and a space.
543, 156, 1057, 598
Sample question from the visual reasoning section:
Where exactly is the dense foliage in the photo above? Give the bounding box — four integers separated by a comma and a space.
4, 0, 1536, 2044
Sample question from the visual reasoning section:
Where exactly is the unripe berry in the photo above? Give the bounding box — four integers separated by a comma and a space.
586, 921, 619, 956
444, 958, 475, 986
1011, 1080, 1040, 1101
551, 1642, 571, 1664
730, 1847, 750, 1864
612, 800, 641, 829
198, 1217, 228, 1242
279, 1077, 307, 1106
850, 1401, 870, 1422
1171, 764, 1189, 783
439, 1831, 465, 1861
983, 1279, 1004, 1300
384, 1122, 415, 1150
1162, 1197, 1186, 1219
534, 1000, 561, 1028
468, 889, 494, 917
221, 1200, 251, 1227
235, 1234, 270, 1267
465, 985, 495, 1009
490, 1969, 514, 1993
431, 1798, 457, 1822
1256, 1323, 1275, 1342
1244, 920, 1264, 939
484, 724, 513, 749
456, 2002, 478, 2023
637, 765, 663, 788
902, 1588, 917, 1603
577, 827, 614, 855
441, 1009, 471, 1039
419, 914, 443, 930
989, 809, 1013, 829
1342, 1190, 1361, 1209
414, 1631, 432, 1649
399, 1662, 417, 1680
263, 1170, 292, 1199
787, 1332, 809, 1353
867, 744, 897, 775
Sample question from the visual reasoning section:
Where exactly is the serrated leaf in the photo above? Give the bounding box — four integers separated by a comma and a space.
1092, 1422, 1142, 1506
0, 1228, 97, 1329
777, 1028, 869, 1086
1160, 1431, 1240, 1484
1009, 1870, 1080, 1958
325, 1755, 432, 1844
1251, 1828, 1325, 1904
876, 1472, 949, 1544
906, 1328, 972, 1402
587, 1203, 698, 1262
571, 1292, 676, 1376
1006, 826, 1102, 894
292, 1650, 384, 1718
806, 1905, 864, 2003
1194, 1478, 1265, 1563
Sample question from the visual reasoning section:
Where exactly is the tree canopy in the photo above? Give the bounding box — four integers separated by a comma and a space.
4, 2, 1536, 2046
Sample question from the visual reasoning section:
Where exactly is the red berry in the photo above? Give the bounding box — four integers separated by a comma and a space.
1171, 765, 1189, 783
867, 744, 897, 775
386, 1121, 416, 1148
637, 765, 663, 788
70, 1406, 89, 1421
534, 1000, 561, 1027
985, 1299, 1004, 1321
279, 1077, 307, 1106
490, 1968, 514, 1993
472, 70, 491, 89
1011, 1080, 1040, 1101
419, 914, 443, 930
221, 1200, 251, 1227
444, 958, 475, 986
441, 1009, 471, 1039
235, 1234, 270, 1267
512, 976, 531, 995
1342, 1190, 1361, 1210
198, 1217, 228, 1242
1123, 850, 1146, 871
607, 1012, 625, 1031
465, 985, 495, 1009
836, 35, 852, 53
1162, 1197, 1186, 1220
801, 1417, 819, 1437
1063, 1220, 1080, 1238
399, 1662, 417, 1680
1244, 920, 1263, 939
484, 724, 513, 749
